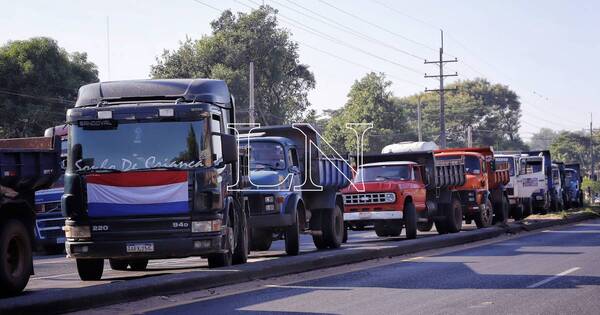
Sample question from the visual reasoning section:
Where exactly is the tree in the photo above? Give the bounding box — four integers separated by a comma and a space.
0, 37, 98, 137
528, 128, 559, 150
400, 78, 528, 150
151, 6, 315, 125
323, 72, 411, 154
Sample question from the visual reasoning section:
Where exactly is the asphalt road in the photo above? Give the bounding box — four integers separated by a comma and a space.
27, 223, 479, 292
82, 219, 600, 315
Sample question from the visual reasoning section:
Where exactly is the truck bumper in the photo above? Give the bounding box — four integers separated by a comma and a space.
249, 213, 294, 229
344, 210, 403, 221
65, 233, 225, 259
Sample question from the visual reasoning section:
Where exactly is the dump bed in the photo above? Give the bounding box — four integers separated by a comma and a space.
435, 147, 509, 188
239, 124, 351, 190
0, 136, 61, 194
360, 151, 466, 189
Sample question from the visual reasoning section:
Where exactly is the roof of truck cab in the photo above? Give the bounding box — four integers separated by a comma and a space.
360, 161, 417, 167
75, 79, 231, 107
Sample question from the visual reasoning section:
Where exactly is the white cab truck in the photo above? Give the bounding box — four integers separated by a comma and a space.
495, 153, 546, 219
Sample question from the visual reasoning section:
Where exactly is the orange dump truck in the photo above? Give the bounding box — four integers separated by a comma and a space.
434, 147, 510, 228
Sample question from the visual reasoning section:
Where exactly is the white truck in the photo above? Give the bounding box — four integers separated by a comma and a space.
495, 153, 547, 219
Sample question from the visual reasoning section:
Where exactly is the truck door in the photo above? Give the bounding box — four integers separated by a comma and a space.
413, 165, 427, 210
288, 147, 302, 188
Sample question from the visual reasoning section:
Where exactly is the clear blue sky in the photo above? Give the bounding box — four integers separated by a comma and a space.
2, 0, 599, 140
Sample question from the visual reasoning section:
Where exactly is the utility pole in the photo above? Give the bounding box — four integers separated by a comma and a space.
425, 29, 457, 149
106, 16, 111, 80
591, 113, 595, 180
249, 61, 255, 124
467, 126, 473, 147
417, 96, 422, 142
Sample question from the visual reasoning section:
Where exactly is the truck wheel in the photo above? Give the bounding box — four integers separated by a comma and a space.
284, 209, 300, 256
76, 259, 104, 281
446, 198, 463, 233
550, 198, 558, 213
342, 224, 348, 243
375, 222, 389, 237
321, 204, 345, 248
512, 203, 524, 220
404, 202, 417, 239
250, 228, 272, 251
0, 219, 32, 296
129, 259, 148, 271
310, 211, 328, 249
474, 199, 493, 228
233, 209, 249, 264
523, 198, 532, 218
109, 259, 129, 271
493, 196, 509, 225
375, 221, 402, 237
208, 221, 234, 268
417, 220, 434, 232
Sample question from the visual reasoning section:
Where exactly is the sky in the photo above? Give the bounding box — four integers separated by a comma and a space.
2, 0, 599, 141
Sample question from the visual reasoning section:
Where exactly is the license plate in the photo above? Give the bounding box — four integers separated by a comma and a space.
56, 237, 65, 244
358, 212, 371, 219
126, 243, 154, 253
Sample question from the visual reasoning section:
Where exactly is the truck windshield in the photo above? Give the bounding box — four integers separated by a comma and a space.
565, 170, 577, 184
242, 141, 286, 170
438, 155, 481, 174
495, 157, 515, 176
354, 165, 411, 182
70, 120, 210, 172
526, 160, 543, 173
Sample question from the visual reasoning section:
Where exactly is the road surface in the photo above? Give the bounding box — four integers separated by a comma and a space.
77, 219, 600, 315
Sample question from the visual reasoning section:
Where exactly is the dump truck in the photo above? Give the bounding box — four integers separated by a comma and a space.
523, 150, 553, 213
63, 79, 249, 281
551, 161, 566, 211
434, 147, 510, 228
564, 163, 583, 208
239, 125, 351, 254
0, 136, 61, 295
342, 151, 466, 237
495, 152, 546, 219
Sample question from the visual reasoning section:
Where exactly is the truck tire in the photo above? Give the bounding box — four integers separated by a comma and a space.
0, 219, 32, 296
208, 219, 234, 268
342, 224, 348, 243
76, 259, 104, 281
512, 203, 524, 221
109, 259, 129, 271
284, 209, 300, 256
310, 211, 328, 249
129, 259, 148, 271
321, 204, 345, 248
474, 198, 493, 228
417, 219, 434, 232
493, 196, 509, 225
232, 209, 249, 264
250, 228, 272, 251
404, 202, 417, 239
446, 198, 463, 233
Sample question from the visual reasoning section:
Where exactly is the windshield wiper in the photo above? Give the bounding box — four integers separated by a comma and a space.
76, 168, 122, 174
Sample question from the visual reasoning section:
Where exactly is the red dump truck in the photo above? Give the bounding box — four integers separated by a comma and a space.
0, 136, 61, 296
434, 147, 510, 228
341, 151, 466, 238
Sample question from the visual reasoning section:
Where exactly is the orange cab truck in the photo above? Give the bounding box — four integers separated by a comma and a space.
341, 151, 466, 238
434, 147, 510, 228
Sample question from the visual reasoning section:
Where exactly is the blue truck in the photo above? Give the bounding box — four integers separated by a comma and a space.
564, 163, 584, 208
63, 79, 249, 281
1, 136, 61, 295
34, 125, 68, 253
239, 125, 351, 255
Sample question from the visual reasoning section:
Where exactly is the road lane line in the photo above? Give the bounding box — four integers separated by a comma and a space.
527, 267, 580, 288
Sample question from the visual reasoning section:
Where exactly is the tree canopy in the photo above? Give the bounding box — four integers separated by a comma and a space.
151, 6, 315, 125
0, 37, 98, 137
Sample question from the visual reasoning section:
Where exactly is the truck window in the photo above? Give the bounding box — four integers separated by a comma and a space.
248, 142, 286, 170
413, 166, 422, 182
288, 148, 299, 167
211, 115, 223, 165
354, 165, 411, 182
526, 160, 543, 174
496, 157, 514, 176
438, 155, 481, 175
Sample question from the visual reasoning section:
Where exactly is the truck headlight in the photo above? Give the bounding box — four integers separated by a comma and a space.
192, 220, 221, 233
384, 192, 396, 203
265, 204, 276, 211
264, 196, 274, 203
63, 225, 91, 239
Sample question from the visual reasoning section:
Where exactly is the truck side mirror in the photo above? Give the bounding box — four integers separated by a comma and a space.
288, 165, 300, 174
221, 134, 238, 165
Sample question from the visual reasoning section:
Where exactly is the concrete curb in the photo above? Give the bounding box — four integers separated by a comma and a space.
0, 212, 596, 314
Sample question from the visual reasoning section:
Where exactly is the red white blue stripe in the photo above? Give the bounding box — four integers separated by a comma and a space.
86, 171, 189, 217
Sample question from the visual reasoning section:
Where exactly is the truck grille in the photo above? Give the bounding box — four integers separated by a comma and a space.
343, 193, 392, 205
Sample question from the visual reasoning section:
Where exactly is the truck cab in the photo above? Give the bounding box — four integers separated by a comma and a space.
564, 163, 583, 208
63, 79, 248, 281
551, 162, 565, 211
495, 153, 543, 219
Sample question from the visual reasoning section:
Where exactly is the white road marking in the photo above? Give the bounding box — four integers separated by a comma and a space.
527, 267, 580, 288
